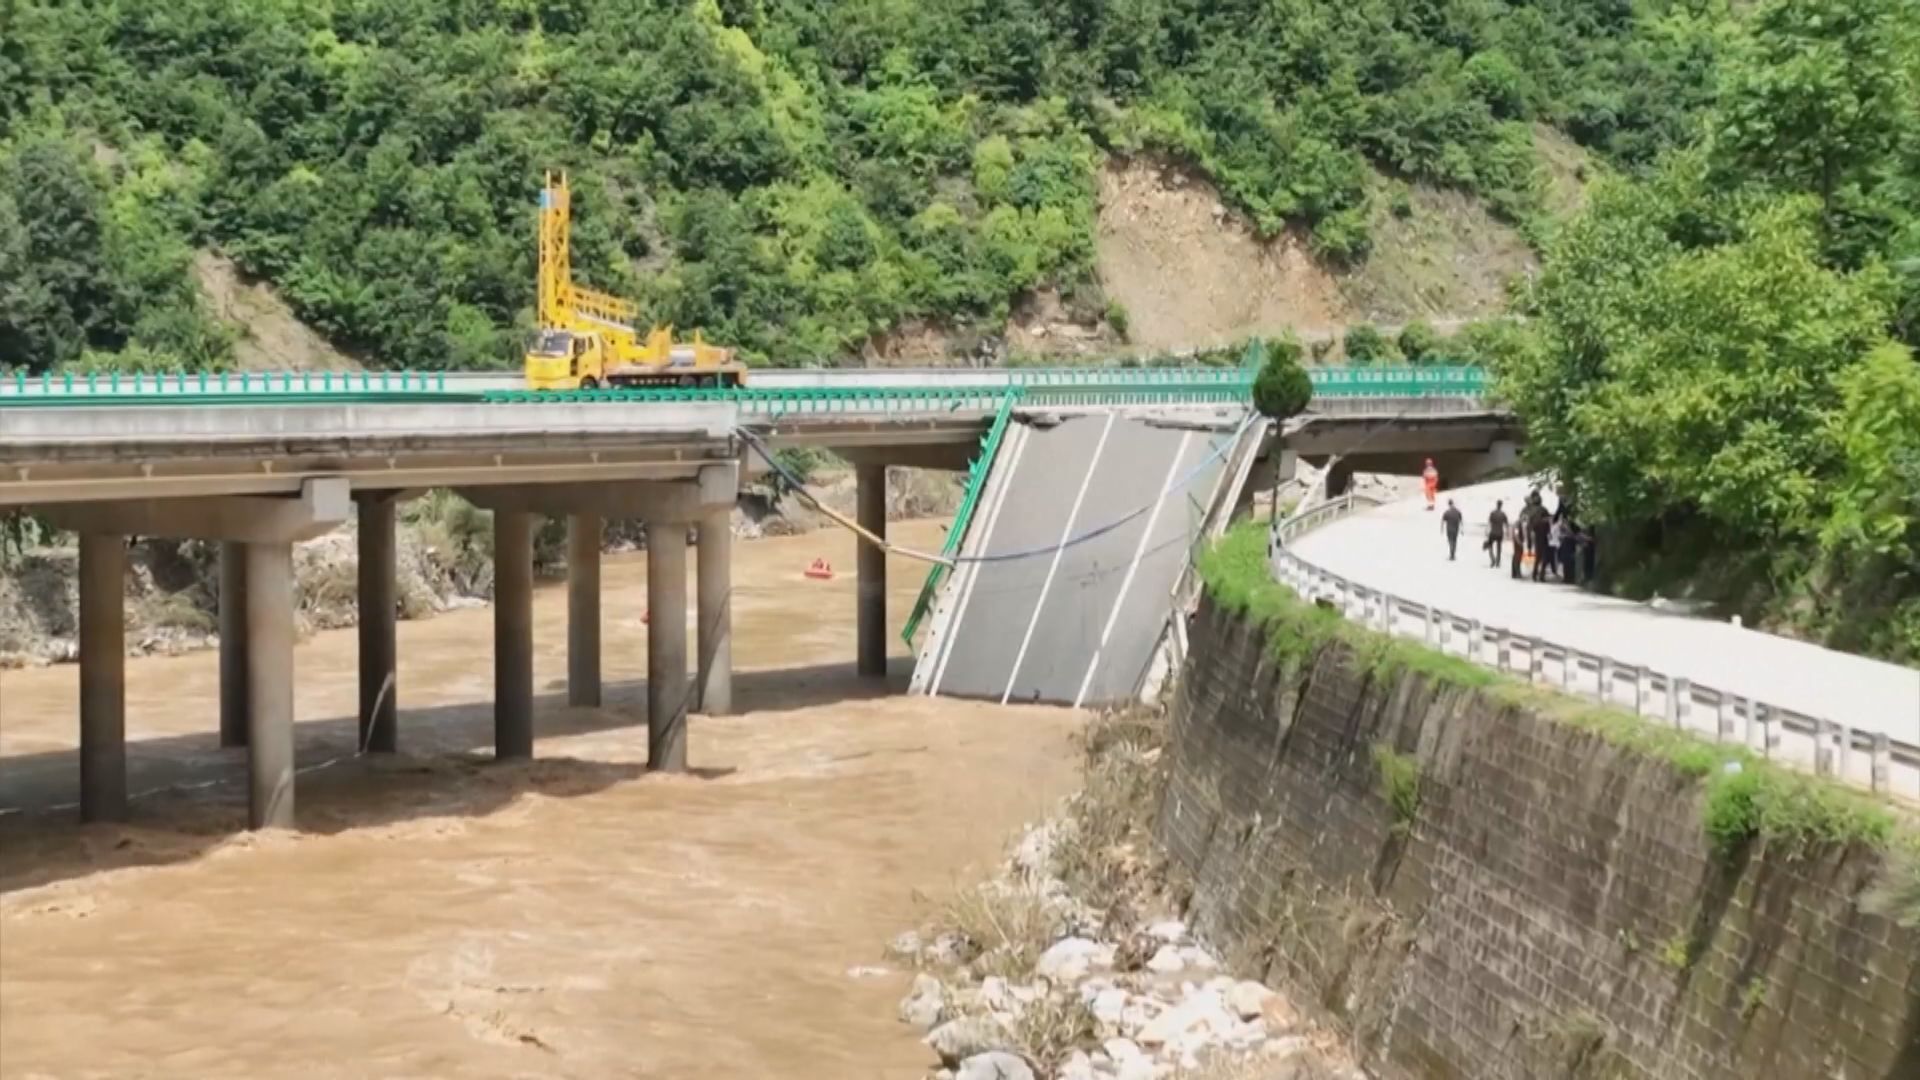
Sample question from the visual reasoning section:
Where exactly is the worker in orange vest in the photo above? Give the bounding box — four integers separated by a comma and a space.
1421, 458, 1439, 511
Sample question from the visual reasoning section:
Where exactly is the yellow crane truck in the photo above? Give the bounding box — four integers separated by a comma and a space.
524, 171, 747, 391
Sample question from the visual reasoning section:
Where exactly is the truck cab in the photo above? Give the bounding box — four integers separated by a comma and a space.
525, 328, 603, 391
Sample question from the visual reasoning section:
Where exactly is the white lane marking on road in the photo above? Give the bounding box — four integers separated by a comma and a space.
1002, 411, 1117, 705
1073, 430, 1192, 709
929, 423, 1028, 697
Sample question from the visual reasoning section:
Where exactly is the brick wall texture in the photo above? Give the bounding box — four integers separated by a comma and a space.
1156, 597, 1920, 1080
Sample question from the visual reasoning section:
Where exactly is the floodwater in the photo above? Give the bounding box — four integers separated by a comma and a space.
0, 521, 1084, 1079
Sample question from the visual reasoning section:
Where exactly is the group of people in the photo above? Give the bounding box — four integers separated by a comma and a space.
1429, 463, 1595, 585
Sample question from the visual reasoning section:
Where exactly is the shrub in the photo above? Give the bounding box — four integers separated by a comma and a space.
1343, 323, 1400, 365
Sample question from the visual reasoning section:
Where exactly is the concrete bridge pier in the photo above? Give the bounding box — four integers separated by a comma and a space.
568, 514, 602, 708
493, 509, 536, 760
77, 533, 127, 823
458, 464, 738, 771
696, 510, 732, 716
218, 543, 249, 749
648, 522, 690, 770
356, 494, 401, 753
50, 479, 351, 829
244, 540, 296, 828
856, 464, 887, 678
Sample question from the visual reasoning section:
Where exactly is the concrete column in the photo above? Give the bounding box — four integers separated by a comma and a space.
494, 510, 535, 760
218, 541, 249, 749
856, 464, 887, 678
567, 513, 602, 708
696, 511, 733, 716
357, 497, 398, 753
647, 523, 690, 770
244, 541, 295, 830
78, 533, 127, 823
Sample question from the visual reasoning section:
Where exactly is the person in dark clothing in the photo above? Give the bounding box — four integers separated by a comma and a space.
1441, 500, 1463, 560
1560, 518, 1579, 581
1510, 520, 1526, 579
1579, 524, 1597, 585
1486, 501, 1508, 567
1530, 511, 1552, 581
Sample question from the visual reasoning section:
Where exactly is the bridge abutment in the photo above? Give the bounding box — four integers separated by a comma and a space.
78, 533, 127, 823
696, 511, 732, 716
647, 522, 690, 771
493, 509, 536, 760
856, 464, 887, 678
568, 513, 602, 708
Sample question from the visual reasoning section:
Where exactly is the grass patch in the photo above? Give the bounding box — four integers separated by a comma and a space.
1371, 743, 1422, 835
1011, 992, 1100, 1067
936, 881, 1062, 980
1198, 522, 1915, 858
1864, 839, 1920, 929
1656, 933, 1693, 971
1054, 705, 1169, 916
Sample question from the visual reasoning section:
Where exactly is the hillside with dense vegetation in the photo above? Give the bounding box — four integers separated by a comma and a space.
3, 0, 1733, 372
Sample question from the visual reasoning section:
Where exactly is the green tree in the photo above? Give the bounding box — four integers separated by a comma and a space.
1343, 323, 1400, 365
1252, 337, 1313, 421
1397, 320, 1444, 364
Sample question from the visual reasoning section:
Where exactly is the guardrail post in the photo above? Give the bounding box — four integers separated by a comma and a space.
1632, 666, 1648, 716
1715, 694, 1736, 742
1756, 704, 1777, 759
1560, 647, 1577, 691
1596, 657, 1613, 705
1669, 676, 1691, 729
1421, 607, 1436, 646
1528, 638, 1544, 683
1377, 592, 1394, 634
1436, 613, 1450, 652
1496, 631, 1511, 672
1870, 733, 1891, 794
1466, 620, 1482, 662
1815, 721, 1838, 777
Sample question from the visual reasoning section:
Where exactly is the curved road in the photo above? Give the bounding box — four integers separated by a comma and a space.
1291, 476, 1920, 752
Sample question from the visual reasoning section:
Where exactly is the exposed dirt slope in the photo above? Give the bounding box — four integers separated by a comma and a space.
1337, 183, 1537, 323
194, 251, 360, 371
1095, 158, 1347, 350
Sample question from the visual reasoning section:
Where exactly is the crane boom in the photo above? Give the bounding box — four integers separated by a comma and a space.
525, 171, 743, 391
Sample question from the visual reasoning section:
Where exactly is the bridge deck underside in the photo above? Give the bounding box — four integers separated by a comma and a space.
921, 411, 1241, 707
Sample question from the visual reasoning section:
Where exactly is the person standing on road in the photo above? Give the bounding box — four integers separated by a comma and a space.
1548, 516, 1569, 581
1485, 500, 1508, 567
1441, 500, 1463, 560
1510, 519, 1526, 579
1422, 459, 1439, 511
1530, 507, 1553, 582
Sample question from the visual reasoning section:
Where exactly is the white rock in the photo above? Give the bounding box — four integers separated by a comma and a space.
1177, 945, 1220, 972
1146, 919, 1187, 943
1113, 1060, 1161, 1080
1078, 977, 1114, 1003
1103, 1037, 1146, 1064
1136, 990, 1236, 1048
1058, 1050, 1099, 1080
927, 932, 970, 967
1008, 982, 1044, 1006
1225, 980, 1274, 1021
886, 930, 925, 960
1120, 999, 1161, 1036
1036, 937, 1111, 982
1011, 823, 1057, 880
847, 965, 890, 978
1262, 1035, 1310, 1060
926, 1016, 1010, 1067
1145, 945, 1185, 974
1090, 987, 1130, 1028
980, 976, 1012, 1013
899, 973, 946, 1031
955, 1051, 1036, 1080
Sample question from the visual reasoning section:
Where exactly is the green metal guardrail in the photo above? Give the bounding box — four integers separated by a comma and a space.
4, 369, 453, 397
899, 390, 1021, 646
1307, 365, 1487, 396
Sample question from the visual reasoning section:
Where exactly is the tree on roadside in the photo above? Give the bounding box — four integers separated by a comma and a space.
1252, 336, 1313, 422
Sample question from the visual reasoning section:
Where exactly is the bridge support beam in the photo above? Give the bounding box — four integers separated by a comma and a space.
647, 522, 690, 771
219, 542, 249, 749
1324, 460, 1354, 499
245, 540, 296, 830
357, 495, 399, 753
568, 513, 602, 708
494, 510, 536, 760
696, 510, 732, 716
78, 533, 127, 823
856, 464, 887, 678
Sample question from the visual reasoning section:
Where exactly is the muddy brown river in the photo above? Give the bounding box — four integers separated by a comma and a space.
0, 522, 1083, 1079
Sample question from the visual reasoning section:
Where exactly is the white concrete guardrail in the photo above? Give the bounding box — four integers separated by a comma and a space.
1269, 494, 1920, 800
